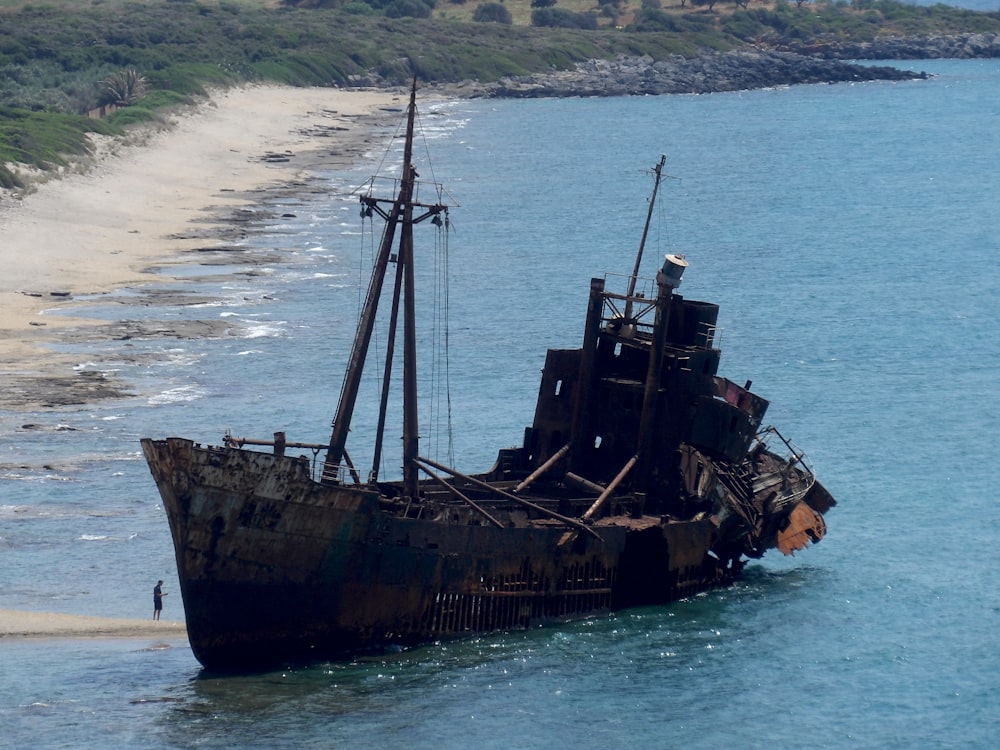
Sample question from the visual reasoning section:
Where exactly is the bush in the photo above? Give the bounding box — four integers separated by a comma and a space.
383, 0, 433, 18
474, 2, 513, 23
531, 8, 598, 29
342, 2, 378, 14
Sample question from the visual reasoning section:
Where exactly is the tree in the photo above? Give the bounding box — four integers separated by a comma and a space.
531, 8, 598, 29
342, 1, 378, 13
100, 68, 148, 107
531, 0, 557, 7
383, 0, 433, 17
473, 2, 513, 22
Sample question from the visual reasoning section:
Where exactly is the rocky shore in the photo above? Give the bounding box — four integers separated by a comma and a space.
432, 49, 927, 99
454, 31, 1000, 100
785, 31, 1000, 60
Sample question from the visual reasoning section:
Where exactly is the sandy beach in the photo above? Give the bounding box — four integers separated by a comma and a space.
0, 608, 186, 639
1, 85, 405, 640
0, 85, 405, 410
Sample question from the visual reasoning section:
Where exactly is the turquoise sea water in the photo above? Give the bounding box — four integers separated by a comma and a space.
2, 59, 998, 748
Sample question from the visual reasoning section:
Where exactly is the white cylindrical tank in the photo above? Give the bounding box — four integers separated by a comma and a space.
658, 253, 687, 289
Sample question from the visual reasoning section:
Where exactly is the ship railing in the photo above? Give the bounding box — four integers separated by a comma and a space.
606, 271, 658, 301
600, 272, 658, 337
703, 323, 721, 349
222, 431, 343, 485
752, 426, 817, 507
315, 458, 368, 486
317, 459, 341, 485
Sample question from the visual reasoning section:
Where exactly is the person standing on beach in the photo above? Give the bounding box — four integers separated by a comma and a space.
153, 580, 167, 620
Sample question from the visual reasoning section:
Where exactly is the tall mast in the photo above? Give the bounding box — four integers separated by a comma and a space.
625, 154, 666, 321
399, 130, 420, 500
323, 77, 447, 493
323, 79, 419, 483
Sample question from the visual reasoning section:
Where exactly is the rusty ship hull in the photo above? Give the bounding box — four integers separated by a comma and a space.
144, 438, 632, 669
142, 432, 828, 671
142, 83, 834, 672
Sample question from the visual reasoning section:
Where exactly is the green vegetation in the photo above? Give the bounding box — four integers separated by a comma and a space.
474, 2, 514, 22
0, 106, 115, 188
2, 0, 999, 188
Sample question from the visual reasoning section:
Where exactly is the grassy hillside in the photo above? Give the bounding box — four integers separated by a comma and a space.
2, 0, 999, 188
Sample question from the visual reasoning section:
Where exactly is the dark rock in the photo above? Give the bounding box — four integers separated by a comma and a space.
785, 32, 1000, 61
434, 50, 927, 100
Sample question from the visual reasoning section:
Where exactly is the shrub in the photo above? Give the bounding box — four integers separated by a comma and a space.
531, 8, 598, 29
343, 2, 378, 14
474, 2, 513, 23
383, 0, 433, 18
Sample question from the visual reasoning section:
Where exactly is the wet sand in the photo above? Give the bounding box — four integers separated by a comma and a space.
0, 86, 413, 638
0, 608, 186, 639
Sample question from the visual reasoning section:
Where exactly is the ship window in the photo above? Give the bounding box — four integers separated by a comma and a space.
614, 343, 622, 358
594, 435, 603, 449
554, 379, 563, 397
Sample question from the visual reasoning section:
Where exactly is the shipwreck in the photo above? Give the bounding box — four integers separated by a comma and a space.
142, 81, 835, 671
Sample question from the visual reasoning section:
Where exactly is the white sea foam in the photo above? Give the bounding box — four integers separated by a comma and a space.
242, 322, 287, 339
147, 385, 206, 405
147, 351, 201, 369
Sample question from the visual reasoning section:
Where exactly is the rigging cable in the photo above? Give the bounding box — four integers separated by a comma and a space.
443, 215, 454, 468
427, 211, 454, 467
413, 104, 456, 468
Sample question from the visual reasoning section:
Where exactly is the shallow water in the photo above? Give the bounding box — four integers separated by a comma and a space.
2, 59, 998, 747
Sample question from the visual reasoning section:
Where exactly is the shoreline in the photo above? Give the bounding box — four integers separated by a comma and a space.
0, 608, 186, 640
0, 85, 409, 411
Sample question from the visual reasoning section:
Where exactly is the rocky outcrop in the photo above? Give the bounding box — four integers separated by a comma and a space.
433, 50, 926, 99
788, 32, 1000, 60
